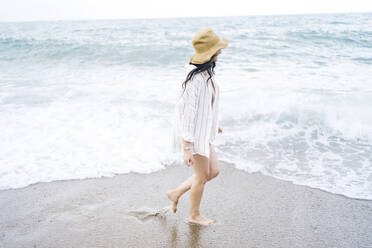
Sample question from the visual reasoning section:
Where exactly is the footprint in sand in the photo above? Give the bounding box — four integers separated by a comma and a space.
126, 206, 171, 222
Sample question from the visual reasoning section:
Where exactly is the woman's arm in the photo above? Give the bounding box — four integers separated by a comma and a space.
183, 140, 193, 148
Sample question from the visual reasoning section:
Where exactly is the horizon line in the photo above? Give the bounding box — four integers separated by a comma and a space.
0, 11, 371, 24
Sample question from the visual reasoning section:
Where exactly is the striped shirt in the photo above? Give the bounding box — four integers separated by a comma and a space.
171, 64, 220, 159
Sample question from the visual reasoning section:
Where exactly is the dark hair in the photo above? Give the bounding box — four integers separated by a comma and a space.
181, 53, 218, 95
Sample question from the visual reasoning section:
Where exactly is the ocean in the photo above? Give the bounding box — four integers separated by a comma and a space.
0, 13, 371, 200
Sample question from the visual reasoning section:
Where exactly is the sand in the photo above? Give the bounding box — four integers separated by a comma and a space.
0, 161, 371, 248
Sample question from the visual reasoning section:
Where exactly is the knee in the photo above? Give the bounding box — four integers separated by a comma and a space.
195, 176, 208, 185
207, 169, 220, 181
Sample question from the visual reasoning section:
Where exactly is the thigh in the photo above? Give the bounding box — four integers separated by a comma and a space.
208, 144, 220, 174
192, 154, 209, 179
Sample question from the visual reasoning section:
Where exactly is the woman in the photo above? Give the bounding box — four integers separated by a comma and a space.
166, 29, 228, 226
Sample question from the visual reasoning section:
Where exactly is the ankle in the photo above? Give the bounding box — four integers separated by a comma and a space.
189, 213, 201, 219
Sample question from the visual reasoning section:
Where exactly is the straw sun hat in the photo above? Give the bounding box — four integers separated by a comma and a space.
190, 29, 228, 64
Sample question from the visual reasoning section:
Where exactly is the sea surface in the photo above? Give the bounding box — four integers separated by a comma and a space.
0, 13, 371, 200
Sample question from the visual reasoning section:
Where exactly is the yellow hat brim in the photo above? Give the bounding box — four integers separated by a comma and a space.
190, 38, 228, 64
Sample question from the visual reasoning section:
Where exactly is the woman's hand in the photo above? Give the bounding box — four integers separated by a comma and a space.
184, 150, 195, 167
218, 127, 223, 133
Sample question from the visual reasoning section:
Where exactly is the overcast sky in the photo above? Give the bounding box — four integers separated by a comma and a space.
1, 0, 372, 22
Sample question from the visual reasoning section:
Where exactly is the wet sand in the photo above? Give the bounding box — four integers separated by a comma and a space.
0, 161, 371, 248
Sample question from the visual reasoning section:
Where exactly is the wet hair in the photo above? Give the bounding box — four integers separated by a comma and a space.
181, 53, 218, 95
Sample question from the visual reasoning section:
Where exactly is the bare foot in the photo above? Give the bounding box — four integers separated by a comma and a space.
165, 189, 180, 213
188, 215, 216, 226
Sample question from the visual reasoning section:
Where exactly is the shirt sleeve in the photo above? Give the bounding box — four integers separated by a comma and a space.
181, 76, 200, 143
216, 83, 221, 129
217, 96, 221, 129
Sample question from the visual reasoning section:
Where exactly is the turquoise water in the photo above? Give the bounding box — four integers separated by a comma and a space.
0, 13, 371, 200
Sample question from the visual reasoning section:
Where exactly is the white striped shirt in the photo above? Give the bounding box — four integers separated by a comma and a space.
171, 65, 220, 159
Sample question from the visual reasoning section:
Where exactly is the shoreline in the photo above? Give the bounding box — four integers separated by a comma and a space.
2, 160, 370, 203
1, 161, 371, 247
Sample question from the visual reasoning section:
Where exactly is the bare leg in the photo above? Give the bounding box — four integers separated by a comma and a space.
188, 153, 215, 226
165, 174, 195, 213
166, 144, 220, 213
206, 144, 220, 181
